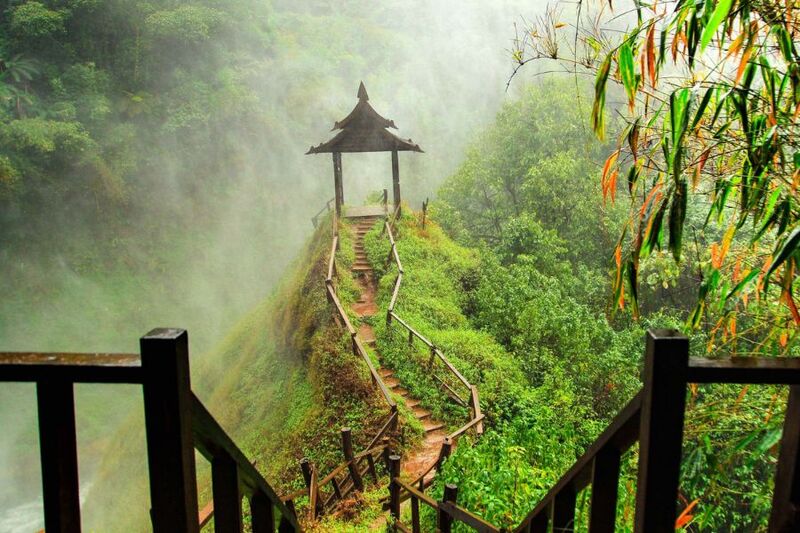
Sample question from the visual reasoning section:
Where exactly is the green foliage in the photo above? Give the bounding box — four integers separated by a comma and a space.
9, 2, 67, 39
145, 6, 224, 43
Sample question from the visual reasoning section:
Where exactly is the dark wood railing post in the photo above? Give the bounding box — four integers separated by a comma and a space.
389, 455, 402, 525
300, 458, 323, 518
531, 509, 550, 533
552, 487, 576, 533
438, 437, 452, 468
382, 438, 392, 472
634, 329, 689, 533
342, 427, 364, 492
769, 385, 800, 531
279, 501, 296, 533
250, 491, 275, 533
37, 380, 81, 533
140, 328, 200, 533
589, 446, 621, 533
438, 484, 458, 533
212, 452, 243, 533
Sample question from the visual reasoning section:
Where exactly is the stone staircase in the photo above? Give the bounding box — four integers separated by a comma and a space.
348, 215, 448, 482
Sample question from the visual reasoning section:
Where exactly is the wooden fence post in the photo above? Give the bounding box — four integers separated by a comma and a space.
438, 484, 458, 533
212, 452, 243, 533
589, 446, 621, 533
341, 427, 364, 492
769, 385, 800, 531
140, 328, 200, 533
389, 455, 402, 525
300, 458, 323, 518
551, 487, 576, 533
438, 437, 453, 468
279, 501, 296, 533
250, 491, 275, 533
37, 380, 81, 533
634, 329, 689, 533
421, 198, 428, 229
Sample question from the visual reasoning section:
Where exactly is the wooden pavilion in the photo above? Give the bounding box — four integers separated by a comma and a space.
307, 82, 423, 217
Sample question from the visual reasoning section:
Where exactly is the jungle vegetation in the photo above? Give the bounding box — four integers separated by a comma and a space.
1, 0, 797, 531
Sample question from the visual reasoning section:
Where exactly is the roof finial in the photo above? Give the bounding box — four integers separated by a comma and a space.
357, 81, 369, 102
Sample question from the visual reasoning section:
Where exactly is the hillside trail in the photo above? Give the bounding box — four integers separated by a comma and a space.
349, 216, 447, 486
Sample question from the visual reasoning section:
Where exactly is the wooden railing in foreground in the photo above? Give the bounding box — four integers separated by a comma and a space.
0, 329, 300, 533
381, 208, 484, 488
384, 329, 800, 532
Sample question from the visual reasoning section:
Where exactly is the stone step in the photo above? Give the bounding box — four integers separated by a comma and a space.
393, 387, 410, 397
352, 264, 371, 272
379, 368, 394, 379
384, 376, 401, 388
423, 421, 445, 433
404, 398, 421, 409
413, 407, 432, 420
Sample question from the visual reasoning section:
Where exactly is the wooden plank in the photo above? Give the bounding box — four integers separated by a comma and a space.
433, 374, 469, 407
769, 385, 800, 531
327, 283, 357, 335
342, 428, 364, 492
37, 381, 81, 533
411, 495, 421, 533
389, 457, 402, 522
327, 236, 338, 282
552, 487, 576, 533
352, 336, 395, 408
141, 329, 200, 533
434, 349, 472, 389
388, 274, 402, 312
250, 491, 275, 533
191, 395, 300, 531
588, 446, 621, 533
471, 386, 484, 435
447, 414, 485, 441
396, 479, 439, 509
439, 501, 501, 533
688, 357, 800, 384
388, 313, 434, 349
634, 330, 689, 533
438, 484, 457, 533
212, 452, 243, 533
0, 352, 142, 383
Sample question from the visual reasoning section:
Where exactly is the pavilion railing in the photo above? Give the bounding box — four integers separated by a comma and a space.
0, 329, 301, 533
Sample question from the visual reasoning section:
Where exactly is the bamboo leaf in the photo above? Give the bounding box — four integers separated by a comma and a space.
700, 0, 734, 52
592, 54, 612, 139
619, 42, 637, 109
766, 226, 800, 280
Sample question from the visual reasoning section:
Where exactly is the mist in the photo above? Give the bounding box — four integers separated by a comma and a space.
0, 0, 557, 529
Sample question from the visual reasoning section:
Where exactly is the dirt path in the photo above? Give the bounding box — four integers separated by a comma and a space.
350, 217, 447, 484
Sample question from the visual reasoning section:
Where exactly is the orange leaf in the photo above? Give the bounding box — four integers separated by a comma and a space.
675, 499, 699, 529
601, 150, 620, 202
780, 332, 789, 347
735, 49, 752, 85
646, 24, 657, 86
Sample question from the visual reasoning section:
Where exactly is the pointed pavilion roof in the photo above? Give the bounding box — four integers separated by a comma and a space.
307, 82, 423, 154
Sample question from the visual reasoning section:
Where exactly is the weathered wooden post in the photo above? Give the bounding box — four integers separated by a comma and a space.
212, 452, 243, 533
37, 380, 81, 533
421, 198, 429, 229
302, 458, 324, 518
341, 427, 364, 492
140, 328, 200, 533
634, 329, 689, 532
551, 487, 576, 533
389, 455, 402, 526
438, 484, 458, 533
280, 501, 297, 533
249, 491, 275, 533
770, 385, 800, 531
391, 150, 401, 216
437, 437, 453, 469
589, 446, 621, 533
332, 152, 343, 216
381, 437, 392, 472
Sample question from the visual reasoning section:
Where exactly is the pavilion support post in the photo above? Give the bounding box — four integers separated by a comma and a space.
333, 152, 343, 217
391, 150, 400, 217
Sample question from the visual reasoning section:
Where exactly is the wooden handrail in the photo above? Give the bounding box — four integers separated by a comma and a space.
191, 394, 302, 531
0, 352, 143, 383
447, 413, 485, 441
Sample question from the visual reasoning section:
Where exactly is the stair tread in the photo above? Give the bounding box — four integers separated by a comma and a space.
423, 421, 445, 433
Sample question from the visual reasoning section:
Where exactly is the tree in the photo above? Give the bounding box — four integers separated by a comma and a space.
513, 1, 800, 352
